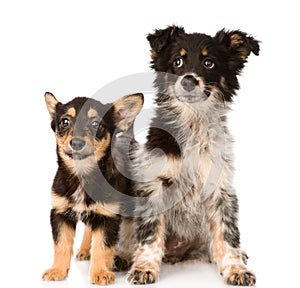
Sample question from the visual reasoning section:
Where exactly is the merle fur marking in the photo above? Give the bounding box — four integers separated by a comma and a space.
121, 25, 259, 286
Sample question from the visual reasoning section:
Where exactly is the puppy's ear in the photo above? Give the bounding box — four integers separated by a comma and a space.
147, 25, 185, 58
45, 92, 59, 118
113, 93, 144, 131
45, 92, 59, 131
214, 29, 260, 67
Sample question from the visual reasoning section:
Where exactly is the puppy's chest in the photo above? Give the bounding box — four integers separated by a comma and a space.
164, 123, 224, 235
70, 185, 120, 218
176, 123, 216, 190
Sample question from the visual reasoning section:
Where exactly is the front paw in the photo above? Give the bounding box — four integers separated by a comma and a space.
127, 269, 158, 285
90, 270, 115, 285
113, 255, 132, 271
42, 267, 68, 281
76, 248, 90, 261
225, 269, 256, 286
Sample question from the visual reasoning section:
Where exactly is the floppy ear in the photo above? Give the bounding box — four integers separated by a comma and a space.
214, 29, 260, 64
44, 92, 59, 131
147, 25, 185, 58
113, 93, 144, 131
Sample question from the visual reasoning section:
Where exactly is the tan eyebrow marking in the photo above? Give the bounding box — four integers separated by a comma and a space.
88, 108, 98, 118
180, 48, 187, 57
201, 48, 208, 56
66, 107, 76, 117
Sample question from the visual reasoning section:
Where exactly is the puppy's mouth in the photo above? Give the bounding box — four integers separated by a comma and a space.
176, 92, 209, 103
173, 74, 210, 103
66, 151, 94, 160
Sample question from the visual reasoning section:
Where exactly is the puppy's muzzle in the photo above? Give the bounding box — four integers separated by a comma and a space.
181, 75, 198, 92
174, 73, 208, 103
70, 138, 86, 151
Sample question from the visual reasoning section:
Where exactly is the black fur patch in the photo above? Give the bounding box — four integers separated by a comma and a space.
146, 127, 181, 156
50, 208, 77, 244
83, 212, 121, 247
136, 217, 159, 245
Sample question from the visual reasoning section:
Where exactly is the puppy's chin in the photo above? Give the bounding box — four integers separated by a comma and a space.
175, 92, 209, 103
58, 148, 97, 175
66, 152, 93, 160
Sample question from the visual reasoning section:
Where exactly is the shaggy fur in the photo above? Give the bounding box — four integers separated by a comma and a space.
42, 92, 143, 285
117, 26, 259, 286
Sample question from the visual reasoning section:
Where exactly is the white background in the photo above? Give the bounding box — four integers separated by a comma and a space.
0, 1, 299, 287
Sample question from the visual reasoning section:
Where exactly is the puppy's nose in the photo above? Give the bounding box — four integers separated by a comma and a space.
181, 75, 198, 92
70, 138, 86, 151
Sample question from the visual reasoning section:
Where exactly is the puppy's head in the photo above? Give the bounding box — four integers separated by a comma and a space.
45, 92, 144, 174
147, 25, 260, 103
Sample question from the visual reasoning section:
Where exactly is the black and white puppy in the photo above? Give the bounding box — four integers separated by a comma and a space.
120, 26, 259, 286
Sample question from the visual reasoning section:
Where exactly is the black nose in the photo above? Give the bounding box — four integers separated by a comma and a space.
70, 138, 86, 151
181, 75, 198, 92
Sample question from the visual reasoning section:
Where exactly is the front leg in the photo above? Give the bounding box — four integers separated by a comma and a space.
127, 214, 165, 285
207, 188, 256, 286
88, 214, 120, 285
42, 209, 77, 281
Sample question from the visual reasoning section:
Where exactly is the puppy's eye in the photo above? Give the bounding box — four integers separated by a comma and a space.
204, 58, 215, 69
60, 118, 70, 128
91, 120, 100, 130
173, 57, 184, 68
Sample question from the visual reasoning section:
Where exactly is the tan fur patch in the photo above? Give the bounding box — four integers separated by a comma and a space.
90, 229, 115, 285
211, 225, 227, 270
87, 108, 98, 118
93, 202, 120, 217
151, 49, 157, 59
201, 48, 208, 56
220, 76, 227, 89
76, 226, 92, 260
56, 134, 72, 151
230, 33, 244, 47
66, 107, 76, 118
211, 223, 254, 284
52, 189, 120, 218
42, 223, 75, 281
94, 132, 111, 160
51, 193, 70, 213
170, 25, 177, 38
180, 48, 187, 57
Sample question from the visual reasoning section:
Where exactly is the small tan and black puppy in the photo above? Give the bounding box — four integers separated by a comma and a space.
42, 92, 143, 285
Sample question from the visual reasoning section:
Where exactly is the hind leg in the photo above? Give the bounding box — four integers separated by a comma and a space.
113, 218, 136, 271
163, 234, 211, 264
76, 225, 91, 261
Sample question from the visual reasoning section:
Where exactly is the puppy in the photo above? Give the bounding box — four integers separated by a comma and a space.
123, 26, 259, 285
42, 92, 143, 285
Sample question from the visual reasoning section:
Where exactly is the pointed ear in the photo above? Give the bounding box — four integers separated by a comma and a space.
215, 29, 260, 61
44, 92, 59, 119
147, 25, 185, 58
113, 93, 144, 131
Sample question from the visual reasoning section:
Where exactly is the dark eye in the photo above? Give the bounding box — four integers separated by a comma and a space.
60, 118, 70, 128
91, 120, 100, 130
204, 58, 215, 69
173, 57, 184, 68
